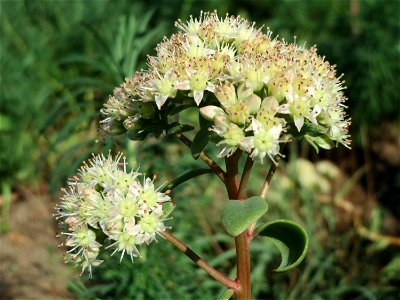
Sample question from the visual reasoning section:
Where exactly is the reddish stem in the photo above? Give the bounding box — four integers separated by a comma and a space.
225, 153, 252, 300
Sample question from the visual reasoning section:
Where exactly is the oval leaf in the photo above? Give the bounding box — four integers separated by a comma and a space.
221, 196, 268, 237
256, 219, 308, 272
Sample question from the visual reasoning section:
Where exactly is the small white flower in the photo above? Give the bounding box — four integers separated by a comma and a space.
248, 118, 282, 163
175, 71, 215, 105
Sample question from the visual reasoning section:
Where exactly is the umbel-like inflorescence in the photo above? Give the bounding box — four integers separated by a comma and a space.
101, 11, 351, 163
55, 153, 173, 276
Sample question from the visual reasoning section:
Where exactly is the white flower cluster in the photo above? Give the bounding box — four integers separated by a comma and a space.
55, 153, 172, 275
101, 11, 350, 162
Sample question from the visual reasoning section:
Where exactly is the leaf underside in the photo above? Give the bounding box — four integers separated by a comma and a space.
257, 219, 308, 272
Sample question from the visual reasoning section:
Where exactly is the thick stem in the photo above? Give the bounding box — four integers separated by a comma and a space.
175, 133, 226, 182
234, 232, 251, 300
161, 231, 239, 290
225, 153, 252, 300
224, 151, 241, 199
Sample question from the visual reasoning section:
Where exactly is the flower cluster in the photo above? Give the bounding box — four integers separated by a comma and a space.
55, 153, 173, 275
101, 11, 350, 162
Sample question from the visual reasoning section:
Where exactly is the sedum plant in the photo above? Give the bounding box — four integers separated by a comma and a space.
55, 11, 350, 300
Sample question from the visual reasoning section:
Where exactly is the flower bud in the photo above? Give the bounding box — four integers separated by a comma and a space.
237, 83, 253, 101
244, 94, 261, 114
200, 105, 225, 121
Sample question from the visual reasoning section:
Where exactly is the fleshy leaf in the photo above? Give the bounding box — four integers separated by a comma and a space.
256, 219, 308, 272
221, 196, 268, 237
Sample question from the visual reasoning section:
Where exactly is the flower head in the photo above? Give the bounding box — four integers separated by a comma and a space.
101, 11, 350, 162
55, 153, 173, 276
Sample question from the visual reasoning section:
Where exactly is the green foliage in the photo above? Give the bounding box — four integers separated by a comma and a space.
68, 243, 219, 300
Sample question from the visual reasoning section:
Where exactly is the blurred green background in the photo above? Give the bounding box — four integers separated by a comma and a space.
1, 0, 399, 299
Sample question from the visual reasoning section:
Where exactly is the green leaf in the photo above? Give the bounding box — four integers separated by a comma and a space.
217, 288, 234, 300
161, 168, 212, 192
191, 129, 211, 159
168, 103, 193, 116
220, 196, 268, 237
167, 122, 195, 135
191, 114, 213, 159
199, 113, 214, 130
304, 134, 334, 152
256, 219, 308, 272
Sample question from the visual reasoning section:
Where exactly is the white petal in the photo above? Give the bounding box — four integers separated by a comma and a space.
270, 124, 283, 138
294, 116, 304, 132
175, 80, 190, 90
250, 118, 263, 133
277, 104, 290, 114
206, 82, 215, 93
155, 94, 168, 109
193, 90, 204, 106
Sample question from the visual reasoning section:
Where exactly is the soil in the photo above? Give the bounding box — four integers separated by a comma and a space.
0, 189, 74, 300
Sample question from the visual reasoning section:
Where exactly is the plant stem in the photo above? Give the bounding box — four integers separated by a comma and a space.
175, 133, 226, 182
259, 162, 278, 199
237, 155, 254, 200
225, 153, 251, 300
235, 231, 251, 300
161, 231, 239, 290
224, 151, 241, 199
